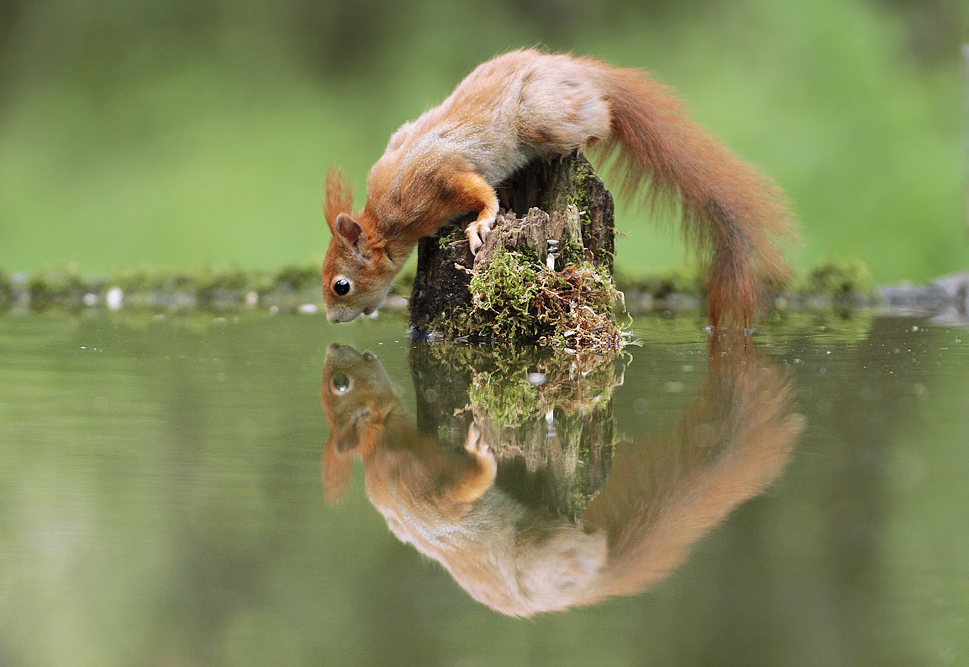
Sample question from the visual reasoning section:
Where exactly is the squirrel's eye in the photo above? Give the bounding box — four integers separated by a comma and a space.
333, 278, 351, 296
331, 372, 351, 395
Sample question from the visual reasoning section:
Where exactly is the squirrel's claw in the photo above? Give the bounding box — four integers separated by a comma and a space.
466, 216, 495, 254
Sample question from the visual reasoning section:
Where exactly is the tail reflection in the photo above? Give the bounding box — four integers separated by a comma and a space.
321, 338, 802, 617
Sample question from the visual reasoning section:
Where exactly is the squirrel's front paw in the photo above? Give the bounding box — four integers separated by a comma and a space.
466, 216, 495, 254
464, 421, 488, 455
464, 422, 497, 472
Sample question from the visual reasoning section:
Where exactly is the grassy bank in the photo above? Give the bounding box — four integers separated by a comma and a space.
0, 259, 891, 318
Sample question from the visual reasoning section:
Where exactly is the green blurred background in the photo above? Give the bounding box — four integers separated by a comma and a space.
0, 0, 966, 282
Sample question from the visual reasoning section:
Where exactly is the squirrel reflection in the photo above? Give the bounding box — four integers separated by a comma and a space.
321, 340, 802, 617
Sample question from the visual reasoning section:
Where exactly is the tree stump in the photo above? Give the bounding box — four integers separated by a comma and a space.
409, 152, 623, 349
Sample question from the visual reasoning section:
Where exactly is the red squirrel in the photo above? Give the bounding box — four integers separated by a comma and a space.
322, 49, 796, 327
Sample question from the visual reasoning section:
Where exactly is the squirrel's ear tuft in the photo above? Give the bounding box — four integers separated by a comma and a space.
322, 435, 355, 503
325, 167, 355, 232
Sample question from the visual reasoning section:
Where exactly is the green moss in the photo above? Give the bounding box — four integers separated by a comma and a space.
615, 266, 702, 298
801, 258, 875, 299
469, 367, 541, 429
420, 305, 477, 340
425, 342, 624, 430
551, 153, 596, 218
193, 268, 259, 308
461, 245, 627, 353
434, 222, 468, 250
27, 269, 89, 311
198, 268, 256, 292
558, 231, 587, 267
468, 248, 539, 339
271, 264, 319, 291
110, 267, 233, 295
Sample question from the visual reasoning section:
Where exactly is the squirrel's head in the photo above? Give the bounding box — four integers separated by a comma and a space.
320, 343, 398, 501
321, 168, 399, 323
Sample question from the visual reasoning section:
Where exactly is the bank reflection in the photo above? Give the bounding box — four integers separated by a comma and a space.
321, 338, 802, 617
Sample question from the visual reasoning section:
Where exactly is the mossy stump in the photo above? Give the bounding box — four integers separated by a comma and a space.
409, 152, 623, 350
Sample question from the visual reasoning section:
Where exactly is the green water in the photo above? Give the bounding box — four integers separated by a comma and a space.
1, 312, 967, 666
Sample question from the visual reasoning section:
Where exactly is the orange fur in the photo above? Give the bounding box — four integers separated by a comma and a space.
323, 167, 355, 232
321, 49, 797, 326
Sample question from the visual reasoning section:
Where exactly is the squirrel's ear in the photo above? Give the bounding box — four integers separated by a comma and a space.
331, 406, 375, 454
332, 421, 362, 453
335, 213, 362, 244
320, 406, 365, 502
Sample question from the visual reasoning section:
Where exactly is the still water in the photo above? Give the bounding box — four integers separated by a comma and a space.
0, 311, 967, 666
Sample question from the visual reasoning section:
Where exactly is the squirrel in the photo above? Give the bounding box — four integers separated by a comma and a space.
320, 340, 802, 616
322, 48, 796, 327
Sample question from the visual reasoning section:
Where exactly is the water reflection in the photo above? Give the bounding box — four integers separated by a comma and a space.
321, 336, 803, 617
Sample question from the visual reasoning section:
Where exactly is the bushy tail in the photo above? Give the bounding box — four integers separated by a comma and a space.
587, 60, 797, 327
579, 344, 802, 602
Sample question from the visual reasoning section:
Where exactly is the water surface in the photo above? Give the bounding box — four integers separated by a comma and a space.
1, 312, 966, 666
